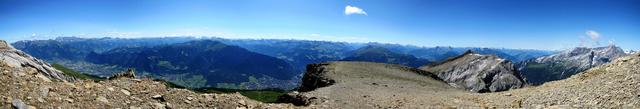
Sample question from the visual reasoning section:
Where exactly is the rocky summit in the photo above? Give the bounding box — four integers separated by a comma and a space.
419, 51, 525, 92
519, 45, 628, 85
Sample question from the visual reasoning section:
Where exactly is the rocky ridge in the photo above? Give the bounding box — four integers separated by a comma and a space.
0, 40, 75, 82
419, 51, 525, 92
519, 45, 628, 85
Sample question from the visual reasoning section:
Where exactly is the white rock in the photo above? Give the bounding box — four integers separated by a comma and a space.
120, 89, 131, 96
151, 95, 162, 99
96, 96, 109, 103
152, 102, 166, 109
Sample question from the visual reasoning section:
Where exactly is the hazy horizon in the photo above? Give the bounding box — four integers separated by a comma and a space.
1, 0, 639, 50
8, 36, 631, 52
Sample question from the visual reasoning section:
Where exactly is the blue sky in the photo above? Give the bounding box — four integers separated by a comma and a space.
0, 0, 638, 50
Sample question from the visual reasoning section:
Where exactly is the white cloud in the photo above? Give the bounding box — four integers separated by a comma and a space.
585, 30, 601, 46
586, 30, 600, 41
345, 5, 367, 16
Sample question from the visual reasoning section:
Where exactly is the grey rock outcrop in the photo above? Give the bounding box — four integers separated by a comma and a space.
297, 63, 336, 92
0, 40, 75, 82
107, 68, 136, 80
419, 51, 525, 92
11, 99, 28, 109
518, 45, 627, 85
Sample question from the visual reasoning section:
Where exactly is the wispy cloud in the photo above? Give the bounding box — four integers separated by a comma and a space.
585, 30, 601, 46
579, 30, 605, 47
344, 5, 367, 16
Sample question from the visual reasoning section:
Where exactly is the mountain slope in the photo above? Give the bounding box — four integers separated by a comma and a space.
341, 46, 430, 67
216, 39, 355, 73
419, 51, 525, 92
0, 40, 75, 82
518, 45, 627, 85
86, 40, 297, 88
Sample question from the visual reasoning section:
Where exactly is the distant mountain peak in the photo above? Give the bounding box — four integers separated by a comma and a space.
353, 45, 393, 55
176, 40, 229, 50
342, 45, 430, 67
519, 45, 627, 85
420, 52, 525, 92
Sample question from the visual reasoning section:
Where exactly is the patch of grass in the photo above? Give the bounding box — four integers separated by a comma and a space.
162, 81, 288, 103
52, 63, 105, 81
239, 91, 286, 103
161, 74, 208, 88
154, 75, 289, 103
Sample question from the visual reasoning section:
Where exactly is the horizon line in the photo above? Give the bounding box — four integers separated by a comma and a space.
7, 35, 633, 52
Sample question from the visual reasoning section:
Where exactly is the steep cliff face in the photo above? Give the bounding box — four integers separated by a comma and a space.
419, 51, 525, 92
518, 45, 627, 85
0, 40, 75, 82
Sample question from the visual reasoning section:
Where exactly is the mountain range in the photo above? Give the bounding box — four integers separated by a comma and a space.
341, 45, 430, 67
11, 36, 554, 89
1, 38, 638, 108
86, 40, 297, 88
